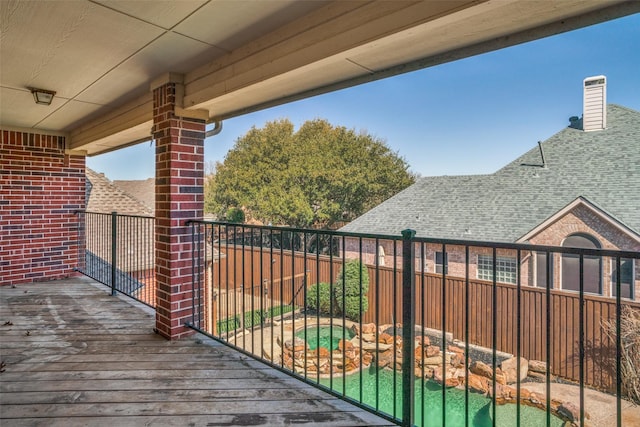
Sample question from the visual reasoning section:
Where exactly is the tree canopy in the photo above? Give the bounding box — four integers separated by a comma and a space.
205, 118, 415, 228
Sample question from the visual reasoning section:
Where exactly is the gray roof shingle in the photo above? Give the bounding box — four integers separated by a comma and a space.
86, 168, 153, 216
113, 178, 155, 213
340, 104, 640, 242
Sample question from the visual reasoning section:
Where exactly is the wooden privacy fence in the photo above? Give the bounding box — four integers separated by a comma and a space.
212, 247, 638, 391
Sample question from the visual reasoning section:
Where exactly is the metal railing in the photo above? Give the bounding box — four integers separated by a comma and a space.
75, 211, 156, 307
186, 220, 639, 427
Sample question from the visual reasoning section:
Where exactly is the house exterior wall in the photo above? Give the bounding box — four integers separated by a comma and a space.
1, 130, 85, 285
526, 203, 640, 299
343, 203, 639, 301
343, 239, 530, 285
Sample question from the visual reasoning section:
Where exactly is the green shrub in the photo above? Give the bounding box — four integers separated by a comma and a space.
226, 207, 245, 223
342, 296, 369, 322
334, 260, 370, 321
306, 282, 333, 314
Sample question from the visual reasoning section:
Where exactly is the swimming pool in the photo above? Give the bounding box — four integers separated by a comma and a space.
296, 325, 355, 351
295, 325, 562, 426
319, 366, 563, 427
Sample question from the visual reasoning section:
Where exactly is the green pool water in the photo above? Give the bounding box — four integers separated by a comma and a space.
296, 327, 562, 427
296, 325, 355, 350
318, 367, 563, 427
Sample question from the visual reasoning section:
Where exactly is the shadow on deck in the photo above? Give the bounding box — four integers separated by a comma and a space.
0, 277, 393, 426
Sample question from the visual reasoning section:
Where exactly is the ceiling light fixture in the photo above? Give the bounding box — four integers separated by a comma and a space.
28, 87, 56, 105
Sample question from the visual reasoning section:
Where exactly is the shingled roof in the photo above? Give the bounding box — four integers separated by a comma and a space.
341, 104, 640, 242
113, 178, 154, 213
86, 168, 153, 216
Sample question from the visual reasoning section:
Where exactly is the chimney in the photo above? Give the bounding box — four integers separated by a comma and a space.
583, 75, 606, 131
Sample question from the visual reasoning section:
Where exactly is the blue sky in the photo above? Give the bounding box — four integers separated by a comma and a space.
88, 13, 640, 180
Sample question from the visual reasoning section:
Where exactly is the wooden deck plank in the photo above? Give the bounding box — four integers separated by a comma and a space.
0, 278, 394, 426
2, 412, 391, 427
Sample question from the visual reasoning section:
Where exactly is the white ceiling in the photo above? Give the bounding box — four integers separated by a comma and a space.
1, 0, 638, 155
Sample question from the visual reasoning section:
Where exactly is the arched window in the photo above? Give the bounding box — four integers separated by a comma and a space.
561, 233, 602, 294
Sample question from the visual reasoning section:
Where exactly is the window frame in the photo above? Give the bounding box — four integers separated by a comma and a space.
477, 254, 517, 284
610, 257, 635, 300
435, 251, 448, 275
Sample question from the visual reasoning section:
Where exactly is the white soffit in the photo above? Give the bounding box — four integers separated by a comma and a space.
92, 0, 207, 29
75, 32, 226, 106
173, 0, 326, 52
0, 1, 165, 100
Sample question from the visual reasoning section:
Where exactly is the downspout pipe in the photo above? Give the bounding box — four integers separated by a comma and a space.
205, 120, 223, 138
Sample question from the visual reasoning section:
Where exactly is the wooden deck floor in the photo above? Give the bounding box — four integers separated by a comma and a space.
0, 277, 393, 426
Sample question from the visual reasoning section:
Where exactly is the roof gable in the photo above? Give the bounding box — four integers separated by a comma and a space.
341, 105, 640, 242
517, 196, 640, 244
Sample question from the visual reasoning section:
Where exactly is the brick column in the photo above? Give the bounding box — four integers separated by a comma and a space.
152, 78, 206, 340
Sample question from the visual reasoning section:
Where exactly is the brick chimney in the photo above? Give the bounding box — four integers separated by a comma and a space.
583, 75, 606, 131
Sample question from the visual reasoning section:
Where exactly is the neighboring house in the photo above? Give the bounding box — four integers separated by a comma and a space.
84, 168, 155, 303
341, 77, 639, 301
85, 168, 222, 306
87, 168, 153, 216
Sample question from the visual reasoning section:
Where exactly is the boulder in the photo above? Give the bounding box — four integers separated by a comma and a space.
470, 360, 493, 379
361, 333, 377, 343
467, 373, 490, 395
416, 335, 431, 346
362, 351, 373, 366
379, 332, 394, 344
350, 324, 360, 336
361, 341, 392, 352
433, 367, 460, 387
425, 345, 440, 357
450, 353, 464, 368
495, 367, 507, 385
448, 344, 465, 355
528, 359, 547, 373
423, 353, 451, 366
376, 349, 395, 369
500, 356, 529, 384
284, 337, 308, 352
338, 339, 354, 351
315, 346, 330, 358
488, 383, 517, 404
361, 323, 377, 335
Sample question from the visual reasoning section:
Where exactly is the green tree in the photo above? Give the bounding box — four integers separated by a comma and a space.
206, 118, 414, 228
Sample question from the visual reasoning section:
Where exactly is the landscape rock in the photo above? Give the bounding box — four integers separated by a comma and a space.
338, 339, 354, 351
361, 323, 377, 335
501, 356, 529, 383
361, 333, 376, 343
470, 360, 493, 379
315, 346, 330, 358
433, 367, 460, 387
378, 332, 394, 344
425, 345, 440, 357
466, 373, 490, 394
528, 359, 547, 373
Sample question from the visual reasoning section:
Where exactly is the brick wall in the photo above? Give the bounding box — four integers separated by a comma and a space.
1, 130, 85, 285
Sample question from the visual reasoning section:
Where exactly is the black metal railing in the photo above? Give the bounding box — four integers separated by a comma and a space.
75, 211, 156, 307
186, 220, 639, 427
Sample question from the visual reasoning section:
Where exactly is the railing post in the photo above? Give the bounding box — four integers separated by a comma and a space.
111, 211, 117, 296
401, 229, 416, 427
